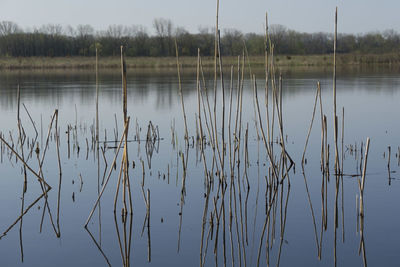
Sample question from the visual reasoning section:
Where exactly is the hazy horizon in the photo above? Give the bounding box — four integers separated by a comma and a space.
1, 0, 399, 35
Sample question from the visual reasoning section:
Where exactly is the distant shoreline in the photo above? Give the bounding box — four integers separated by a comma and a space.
0, 53, 399, 70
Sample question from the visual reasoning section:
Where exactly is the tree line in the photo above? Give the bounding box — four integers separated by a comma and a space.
0, 19, 399, 57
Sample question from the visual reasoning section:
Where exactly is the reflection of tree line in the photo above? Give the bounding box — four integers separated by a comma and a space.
0, 59, 391, 267
0, 73, 181, 111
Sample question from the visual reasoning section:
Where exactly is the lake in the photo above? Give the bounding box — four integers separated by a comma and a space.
0, 65, 399, 266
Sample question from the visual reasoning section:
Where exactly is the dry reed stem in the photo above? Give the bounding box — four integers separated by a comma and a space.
302, 83, 320, 165
55, 111, 62, 236
253, 75, 279, 179
217, 30, 226, 174
333, 7, 340, 174
359, 137, 370, 217
175, 39, 189, 141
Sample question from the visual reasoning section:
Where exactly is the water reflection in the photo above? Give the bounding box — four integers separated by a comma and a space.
0, 67, 399, 266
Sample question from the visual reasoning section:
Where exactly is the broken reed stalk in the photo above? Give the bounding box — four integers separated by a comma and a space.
302, 83, 320, 165
318, 83, 325, 170
55, 110, 62, 235
22, 103, 38, 138
175, 39, 189, 141
85, 117, 130, 227
54, 110, 62, 176
359, 137, 370, 217
0, 135, 50, 188
253, 75, 279, 180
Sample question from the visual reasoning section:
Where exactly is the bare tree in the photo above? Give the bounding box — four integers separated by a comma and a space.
76, 24, 95, 56
39, 24, 63, 36
76, 24, 94, 38
106, 24, 124, 38
222, 29, 243, 56
0, 21, 21, 35
153, 18, 173, 38
65, 25, 76, 37
269, 24, 287, 49
123, 25, 147, 37
153, 18, 174, 56
198, 26, 213, 35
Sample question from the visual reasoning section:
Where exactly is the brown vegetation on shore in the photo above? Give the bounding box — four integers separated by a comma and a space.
1, 53, 400, 70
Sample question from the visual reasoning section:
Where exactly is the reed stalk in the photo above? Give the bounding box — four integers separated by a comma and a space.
333, 7, 340, 174
359, 138, 370, 217
175, 40, 189, 141
302, 83, 320, 165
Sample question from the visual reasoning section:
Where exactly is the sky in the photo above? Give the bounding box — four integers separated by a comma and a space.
0, 0, 399, 35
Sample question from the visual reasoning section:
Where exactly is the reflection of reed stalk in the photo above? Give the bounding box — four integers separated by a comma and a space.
388, 146, 392, 185
16, 85, 28, 192
146, 189, 151, 262
0, 187, 50, 239
85, 117, 130, 227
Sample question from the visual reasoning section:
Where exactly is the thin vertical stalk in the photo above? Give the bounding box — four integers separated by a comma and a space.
333, 7, 340, 174
175, 40, 189, 141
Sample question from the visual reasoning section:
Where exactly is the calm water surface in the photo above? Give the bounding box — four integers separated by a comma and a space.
0, 67, 399, 266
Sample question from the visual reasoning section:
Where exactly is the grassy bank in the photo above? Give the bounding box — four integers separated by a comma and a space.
1, 53, 400, 70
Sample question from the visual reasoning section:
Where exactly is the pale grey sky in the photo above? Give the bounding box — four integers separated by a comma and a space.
0, 0, 399, 34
